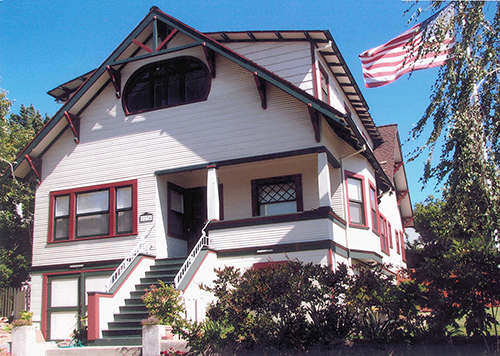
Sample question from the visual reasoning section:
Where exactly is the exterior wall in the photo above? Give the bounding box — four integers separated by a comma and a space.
30, 274, 43, 330
378, 190, 406, 269
209, 219, 339, 251
225, 41, 314, 94
33, 48, 323, 268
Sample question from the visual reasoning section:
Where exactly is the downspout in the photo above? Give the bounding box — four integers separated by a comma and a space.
339, 145, 366, 263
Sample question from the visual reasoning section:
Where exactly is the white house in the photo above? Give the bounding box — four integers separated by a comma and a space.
5, 7, 413, 345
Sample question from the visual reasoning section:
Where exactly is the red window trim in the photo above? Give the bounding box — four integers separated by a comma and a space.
345, 171, 368, 228
396, 230, 401, 255
379, 213, 390, 255
400, 231, 407, 262
319, 65, 330, 104
48, 180, 138, 243
388, 222, 393, 249
368, 181, 379, 233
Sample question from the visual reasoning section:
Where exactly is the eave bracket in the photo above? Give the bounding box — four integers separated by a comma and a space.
203, 43, 216, 78
396, 190, 409, 205
253, 72, 267, 109
308, 104, 321, 142
25, 155, 41, 185
64, 112, 81, 143
106, 66, 121, 99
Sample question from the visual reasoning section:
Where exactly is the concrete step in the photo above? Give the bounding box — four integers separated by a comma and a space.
46, 345, 141, 356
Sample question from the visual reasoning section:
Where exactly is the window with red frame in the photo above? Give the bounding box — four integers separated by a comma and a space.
345, 172, 366, 227
49, 180, 137, 242
388, 222, 393, 249
369, 183, 379, 232
396, 230, 401, 254
380, 214, 390, 255
400, 231, 407, 261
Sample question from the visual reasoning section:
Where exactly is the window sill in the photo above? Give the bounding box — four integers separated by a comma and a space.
48, 232, 137, 244
349, 224, 370, 230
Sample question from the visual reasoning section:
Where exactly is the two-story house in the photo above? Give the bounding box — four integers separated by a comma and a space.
4, 7, 413, 345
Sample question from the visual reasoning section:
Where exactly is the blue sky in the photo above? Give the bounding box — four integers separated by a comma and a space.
0, 0, 450, 204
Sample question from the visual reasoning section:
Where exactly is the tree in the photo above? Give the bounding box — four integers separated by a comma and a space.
0, 90, 48, 289
405, 1, 500, 341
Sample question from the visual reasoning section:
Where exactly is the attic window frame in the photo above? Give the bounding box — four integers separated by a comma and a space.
122, 56, 211, 115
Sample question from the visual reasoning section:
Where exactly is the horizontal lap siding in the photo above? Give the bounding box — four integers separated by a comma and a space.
33, 53, 320, 267
226, 42, 314, 93
210, 219, 333, 251
219, 155, 318, 221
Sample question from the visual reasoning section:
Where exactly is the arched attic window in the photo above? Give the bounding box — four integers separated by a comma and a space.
123, 56, 211, 115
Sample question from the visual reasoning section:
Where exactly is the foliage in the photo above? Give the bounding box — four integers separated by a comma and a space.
11, 310, 33, 327
141, 315, 162, 327
409, 196, 500, 341
71, 313, 87, 346
142, 280, 185, 326
0, 90, 48, 289
179, 260, 430, 355
159, 349, 187, 356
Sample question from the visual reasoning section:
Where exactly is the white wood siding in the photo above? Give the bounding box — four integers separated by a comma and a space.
210, 218, 337, 251
225, 42, 314, 94
33, 52, 323, 267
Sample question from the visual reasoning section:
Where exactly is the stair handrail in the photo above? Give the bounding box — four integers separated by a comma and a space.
174, 220, 212, 289
103, 224, 154, 292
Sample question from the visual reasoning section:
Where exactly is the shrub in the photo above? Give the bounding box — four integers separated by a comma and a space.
142, 280, 185, 326
12, 310, 33, 327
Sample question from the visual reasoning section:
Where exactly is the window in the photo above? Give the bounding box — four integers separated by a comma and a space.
380, 214, 390, 255
319, 66, 329, 103
369, 182, 379, 232
345, 171, 366, 227
49, 180, 137, 242
400, 231, 407, 262
123, 56, 211, 115
251, 175, 303, 216
396, 230, 401, 254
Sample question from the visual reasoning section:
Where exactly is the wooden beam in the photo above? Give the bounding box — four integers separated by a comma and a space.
403, 217, 414, 229
253, 72, 267, 109
106, 66, 121, 99
132, 39, 153, 53
64, 112, 81, 143
308, 103, 321, 142
396, 190, 409, 205
394, 161, 404, 174
156, 28, 178, 52
202, 43, 216, 78
25, 155, 41, 185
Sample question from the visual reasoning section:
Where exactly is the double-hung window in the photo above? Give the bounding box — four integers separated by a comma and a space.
345, 171, 366, 227
369, 182, 379, 232
49, 180, 137, 242
251, 175, 303, 216
380, 214, 390, 255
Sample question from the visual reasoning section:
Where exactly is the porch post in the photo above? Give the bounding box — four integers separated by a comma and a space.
207, 165, 220, 221
318, 152, 332, 207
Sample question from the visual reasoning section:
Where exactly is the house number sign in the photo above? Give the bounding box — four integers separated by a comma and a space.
139, 212, 153, 223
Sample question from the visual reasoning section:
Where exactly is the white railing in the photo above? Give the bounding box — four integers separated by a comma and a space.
104, 224, 154, 292
174, 220, 212, 289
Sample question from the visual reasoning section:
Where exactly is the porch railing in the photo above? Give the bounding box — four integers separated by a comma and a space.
174, 220, 212, 289
104, 224, 154, 292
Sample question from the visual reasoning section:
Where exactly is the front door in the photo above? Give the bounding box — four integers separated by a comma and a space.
167, 183, 207, 253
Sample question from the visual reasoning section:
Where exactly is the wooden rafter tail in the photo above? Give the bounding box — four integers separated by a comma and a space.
202, 43, 216, 78
64, 111, 81, 143
25, 155, 41, 185
307, 103, 321, 143
253, 72, 267, 109
106, 66, 121, 99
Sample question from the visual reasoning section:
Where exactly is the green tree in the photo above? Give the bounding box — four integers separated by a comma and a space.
0, 90, 48, 289
405, 1, 500, 342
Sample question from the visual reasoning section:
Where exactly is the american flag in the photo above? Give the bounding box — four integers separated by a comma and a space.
359, 5, 455, 88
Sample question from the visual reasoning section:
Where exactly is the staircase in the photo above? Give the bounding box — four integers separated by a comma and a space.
94, 257, 185, 346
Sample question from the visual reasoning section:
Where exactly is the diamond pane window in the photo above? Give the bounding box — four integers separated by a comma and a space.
252, 175, 303, 216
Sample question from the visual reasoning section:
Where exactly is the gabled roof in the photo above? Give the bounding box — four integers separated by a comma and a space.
205, 30, 383, 147
374, 124, 414, 228
5, 7, 393, 192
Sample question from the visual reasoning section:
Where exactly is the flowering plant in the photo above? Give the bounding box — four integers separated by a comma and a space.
142, 280, 184, 326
